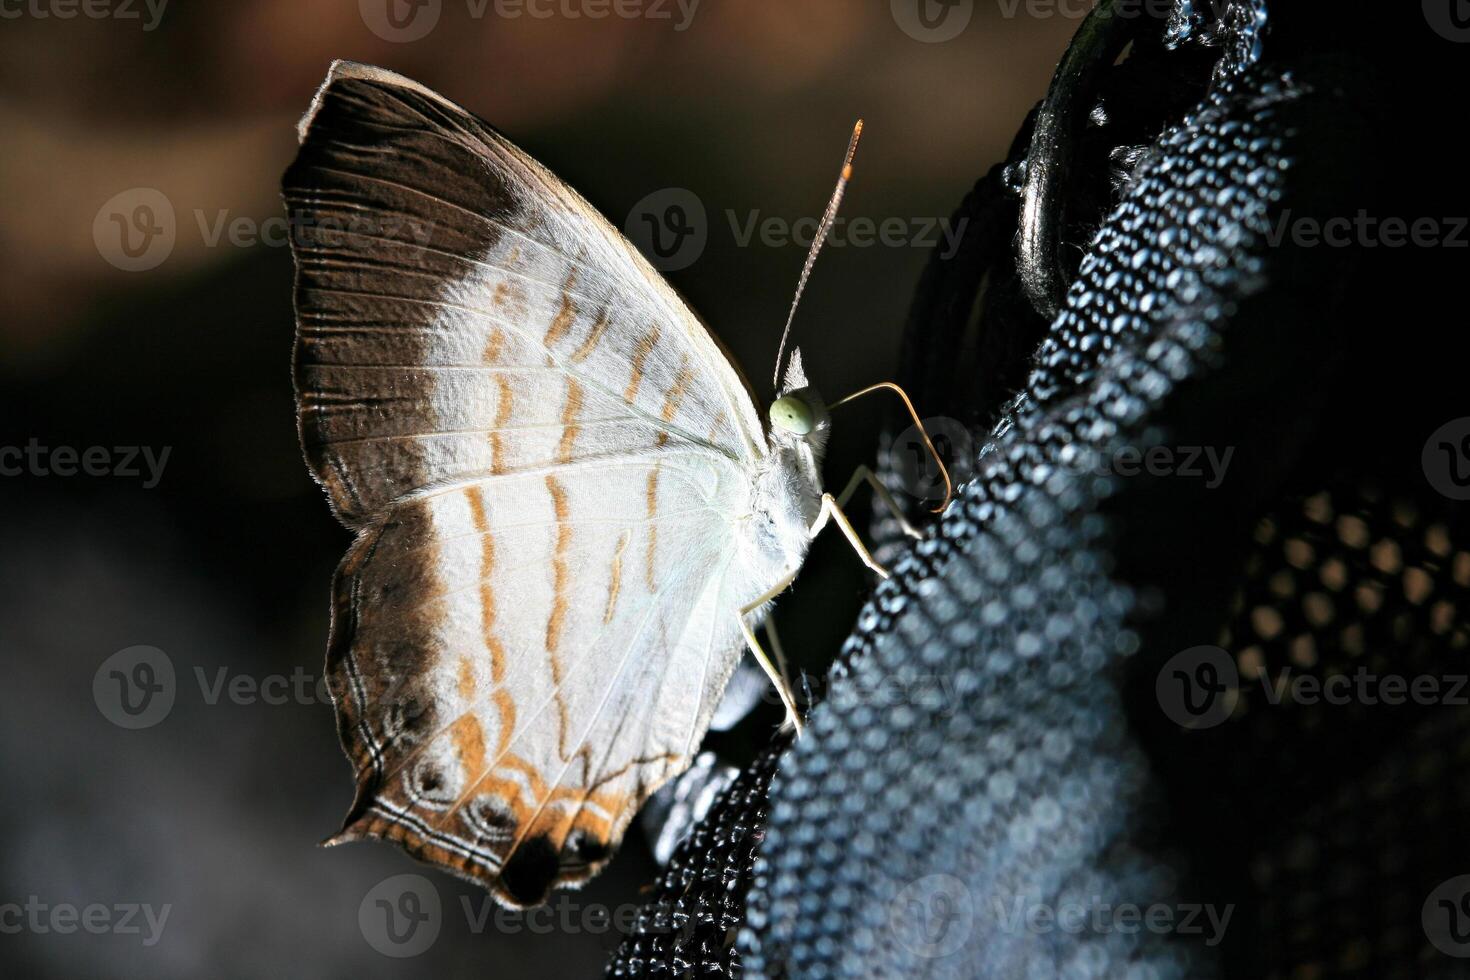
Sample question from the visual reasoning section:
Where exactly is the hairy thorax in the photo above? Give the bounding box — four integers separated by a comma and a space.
736, 438, 825, 605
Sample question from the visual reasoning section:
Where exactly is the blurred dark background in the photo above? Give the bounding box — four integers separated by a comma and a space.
0, 2, 1079, 976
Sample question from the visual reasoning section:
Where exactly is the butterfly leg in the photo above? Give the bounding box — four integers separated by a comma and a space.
834, 464, 924, 540
809, 492, 890, 579
737, 484, 905, 733
738, 569, 806, 734
765, 616, 792, 691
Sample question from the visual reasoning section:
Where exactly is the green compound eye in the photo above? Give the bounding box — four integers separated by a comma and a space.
768, 395, 815, 435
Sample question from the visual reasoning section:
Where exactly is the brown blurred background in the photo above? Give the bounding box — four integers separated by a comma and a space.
0, 2, 1078, 976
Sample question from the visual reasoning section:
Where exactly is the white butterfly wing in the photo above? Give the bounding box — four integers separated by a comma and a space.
285, 61, 774, 906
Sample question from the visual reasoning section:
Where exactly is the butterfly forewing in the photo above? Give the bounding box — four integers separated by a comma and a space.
285, 61, 771, 906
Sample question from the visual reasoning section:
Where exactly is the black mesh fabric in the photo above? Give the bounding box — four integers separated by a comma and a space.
608, 3, 1463, 977
612, 740, 788, 976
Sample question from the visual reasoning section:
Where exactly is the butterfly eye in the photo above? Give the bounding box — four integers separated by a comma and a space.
769, 395, 815, 435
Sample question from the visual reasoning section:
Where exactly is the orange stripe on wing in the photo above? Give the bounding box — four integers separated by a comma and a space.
545, 475, 572, 662
493, 281, 528, 318
654, 358, 694, 448
570, 308, 611, 363
457, 656, 475, 699
556, 380, 583, 464
483, 328, 513, 473
603, 530, 630, 624
450, 714, 487, 780
663, 361, 694, 420
644, 465, 659, 590
544, 272, 578, 346
466, 486, 508, 684
492, 688, 517, 756
624, 325, 660, 403
483, 326, 506, 364
493, 376, 513, 472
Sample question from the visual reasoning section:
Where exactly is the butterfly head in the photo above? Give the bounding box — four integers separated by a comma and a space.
769, 394, 817, 436
767, 348, 830, 453
752, 347, 829, 549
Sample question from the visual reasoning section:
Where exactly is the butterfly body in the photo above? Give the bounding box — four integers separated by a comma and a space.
743, 377, 830, 594
286, 61, 840, 907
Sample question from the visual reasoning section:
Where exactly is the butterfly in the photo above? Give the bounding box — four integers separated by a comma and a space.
284, 61, 949, 908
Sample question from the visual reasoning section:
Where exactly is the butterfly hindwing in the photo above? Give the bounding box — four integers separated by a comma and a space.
285, 61, 769, 905
325, 466, 744, 904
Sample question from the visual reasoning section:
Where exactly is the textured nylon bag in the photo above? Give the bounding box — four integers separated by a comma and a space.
608, 3, 1466, 976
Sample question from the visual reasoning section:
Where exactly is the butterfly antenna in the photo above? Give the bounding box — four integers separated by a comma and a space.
829, 382, 953, 513
772, 118, 864, 392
